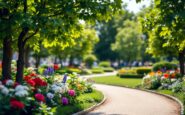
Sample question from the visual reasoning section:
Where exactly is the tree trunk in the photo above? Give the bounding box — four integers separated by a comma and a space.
69, 56, 74, 66
35, 54, 41, 68
179, 50, 185, 76
24, 46, 30, 68
2, 38, 12, 80
16, 28, 29, 83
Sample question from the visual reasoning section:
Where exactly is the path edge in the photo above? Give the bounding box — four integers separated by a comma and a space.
94, 83, 184, 115
72, 90, 107, 115
141, 89, 184, 115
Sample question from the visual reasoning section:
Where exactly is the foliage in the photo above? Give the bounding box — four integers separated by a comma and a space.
83, 54, 97, 68
95, 9, 134, 61
102, 67, 115, 72
152, 61, 178, 72
99, 61, 111, 68
111, 20, 143, 62
119, 74, 143, 78
136, 67, 152, 75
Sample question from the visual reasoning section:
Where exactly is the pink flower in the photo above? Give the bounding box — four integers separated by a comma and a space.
68, 90, 75, 96
35, 93, 45, 102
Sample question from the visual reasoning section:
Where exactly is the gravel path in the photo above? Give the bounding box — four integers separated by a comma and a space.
88, 84, 180, 115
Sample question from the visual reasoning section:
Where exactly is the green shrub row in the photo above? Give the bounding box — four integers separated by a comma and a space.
118, 74, 143, 78
135, 67, 152, 75
152, 61, 178, 71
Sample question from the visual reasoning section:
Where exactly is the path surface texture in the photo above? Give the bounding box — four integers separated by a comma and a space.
88, 84, 180, 115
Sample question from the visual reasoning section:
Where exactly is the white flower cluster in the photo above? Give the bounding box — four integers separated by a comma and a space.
6, 80, 14, 86
14, 85, 29, 97
0, 85, 9, 95
51, 83, 68, 94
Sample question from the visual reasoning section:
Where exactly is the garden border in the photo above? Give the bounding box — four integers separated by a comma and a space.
72, 90, 107, 115
93, 83, 184, 115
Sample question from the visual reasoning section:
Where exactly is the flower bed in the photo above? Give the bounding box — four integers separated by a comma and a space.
0, 65, 95, 115
142, 70, 182, 91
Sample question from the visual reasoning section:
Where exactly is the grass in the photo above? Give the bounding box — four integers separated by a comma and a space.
55, 90, 104, 115
91, 76, 142, 88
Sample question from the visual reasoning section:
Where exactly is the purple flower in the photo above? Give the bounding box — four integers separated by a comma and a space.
61, 97, 68, 105
62, 74, 67, 83
68, 90, 75, 96
43, 67, 54, 76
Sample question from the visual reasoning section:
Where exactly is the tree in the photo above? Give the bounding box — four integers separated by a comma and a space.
0, 0, 122, 82
141, 0, 185, 75
95, 9, 135, 61
111, 20, 142, 63
47, 27, 99, 66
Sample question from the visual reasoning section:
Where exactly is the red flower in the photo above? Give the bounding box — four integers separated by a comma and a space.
53, 64, 59, 70
24, 75, 31, 81
27, 79, 36, 87
35, 93, 45, 102
10, 99, 25, 109
33, 78, 47, 87
164, 73, 169, 78
30, 73, 37, 77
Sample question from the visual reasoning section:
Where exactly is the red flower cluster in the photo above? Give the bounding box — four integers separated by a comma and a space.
53, 64, 59, 70
27, 79, 36, 87
35, 93, 45, 102
33, 78, 47, 87
10, 99, 25, 109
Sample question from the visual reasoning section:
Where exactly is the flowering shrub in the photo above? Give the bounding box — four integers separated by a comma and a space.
142, 70, 182, 90
0, 66, 93, 114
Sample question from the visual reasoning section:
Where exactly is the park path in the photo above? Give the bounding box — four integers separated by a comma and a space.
88, 84, 181, 115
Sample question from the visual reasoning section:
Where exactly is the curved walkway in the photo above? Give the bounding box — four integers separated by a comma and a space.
88, 84, 180, 115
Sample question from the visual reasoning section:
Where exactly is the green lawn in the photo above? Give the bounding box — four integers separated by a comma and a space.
91, 76, 142, 88
55, 90, 104, 115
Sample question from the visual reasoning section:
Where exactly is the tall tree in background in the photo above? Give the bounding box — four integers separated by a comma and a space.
111, 20, 142, 64
95, 9, 134, 61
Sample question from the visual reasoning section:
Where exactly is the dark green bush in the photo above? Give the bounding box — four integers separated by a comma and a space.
136, 67, 152, 75
99, 61, 111, 67
152, 61, 178, 71
102, 67, 114, 72
118, 74, 143, 78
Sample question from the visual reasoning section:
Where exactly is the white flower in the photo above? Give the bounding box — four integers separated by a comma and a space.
47, 93, 54, 99
6, 80, 14, 86
1, 87, 9, 95
15, 90, 28, 97
0, 85, 5, 90
15, 85, 29, 91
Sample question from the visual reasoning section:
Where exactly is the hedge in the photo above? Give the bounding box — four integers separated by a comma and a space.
136, 67, 152, 75
118, 74, 143, 78
152, 61, 178, 71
